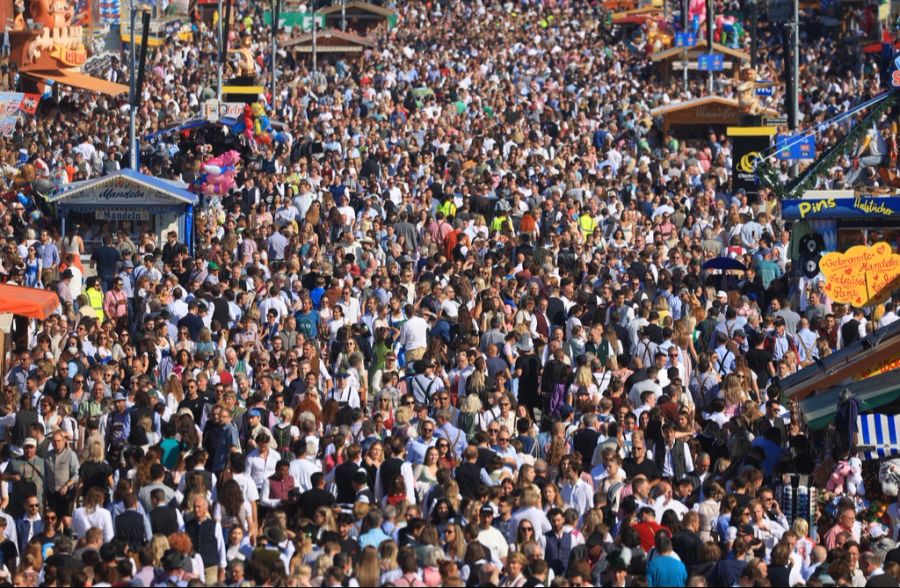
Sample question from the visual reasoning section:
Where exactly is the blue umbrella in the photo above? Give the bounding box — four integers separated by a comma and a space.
702, 257, 747, 272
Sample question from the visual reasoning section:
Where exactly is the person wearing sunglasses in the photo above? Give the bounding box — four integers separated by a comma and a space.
407, 420, 437, 465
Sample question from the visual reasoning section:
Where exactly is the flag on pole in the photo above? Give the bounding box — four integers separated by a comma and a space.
858, 413, 900, 460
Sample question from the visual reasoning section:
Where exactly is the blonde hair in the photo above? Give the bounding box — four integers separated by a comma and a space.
462, 394, 482, 413
574, 365, 593, 388
519, 487, 541, 509
394, 406, 412, 425
722, 373, 745, 407
150, 534, 170, 567
83, 438, 105, 464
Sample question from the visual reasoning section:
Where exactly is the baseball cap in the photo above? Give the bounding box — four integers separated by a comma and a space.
479, 505, 495, 516
716, 290, 728, 299
112, 392, 126, 402
248, 409, 261, 418
559, 404, 574, 417
22, 437, 36, 447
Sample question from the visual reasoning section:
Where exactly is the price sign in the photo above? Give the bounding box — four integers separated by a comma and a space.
675, 32, 697, 47
697, 52, 724, 71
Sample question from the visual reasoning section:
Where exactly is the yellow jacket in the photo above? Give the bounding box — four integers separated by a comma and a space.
86, 286, 105, 322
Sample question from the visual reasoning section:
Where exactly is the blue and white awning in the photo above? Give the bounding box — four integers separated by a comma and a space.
858, 413, 900, 460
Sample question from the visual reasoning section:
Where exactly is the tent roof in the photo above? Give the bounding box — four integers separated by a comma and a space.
0, 284, 60, 320
317, 1, 395, 17
283, 29, 376, 48
651, 40, 751, 63
48, 169, 198, 206
650, 95, 740, 117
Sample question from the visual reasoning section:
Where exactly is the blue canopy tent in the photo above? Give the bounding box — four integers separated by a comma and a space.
47, 169, 198, 253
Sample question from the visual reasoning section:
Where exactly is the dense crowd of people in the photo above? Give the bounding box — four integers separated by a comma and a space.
0, 0, 900, 586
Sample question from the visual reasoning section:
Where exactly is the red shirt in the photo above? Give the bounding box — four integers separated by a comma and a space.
633, 520, 667, 552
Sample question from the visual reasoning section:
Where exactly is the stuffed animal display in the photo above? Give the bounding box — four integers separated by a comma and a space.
827, 457, 865, 496
199, 150, 240, 195
879, 459, 900, 496
225, 102, 291, 148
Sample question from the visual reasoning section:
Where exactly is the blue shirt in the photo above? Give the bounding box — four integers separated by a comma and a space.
39, 242, 59, 268
647, 553, 687, 587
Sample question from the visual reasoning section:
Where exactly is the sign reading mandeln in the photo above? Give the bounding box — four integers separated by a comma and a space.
95, 209, 151, 222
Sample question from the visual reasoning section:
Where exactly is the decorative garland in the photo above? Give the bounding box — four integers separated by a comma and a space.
756, 92, 899, 199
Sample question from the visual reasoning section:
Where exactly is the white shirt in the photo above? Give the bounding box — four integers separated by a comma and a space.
654, 496, 689, 521
73, 506, 114, 543
561, 478, 594, 518
397, 316, 429, 351
880, 311, 899, 329
328, 384, 360, 409
232, 472, 260, 503
477, 526, 509, 565
290, 457, 322, 492
247, 449, 280, 490
507, 506, 552, 543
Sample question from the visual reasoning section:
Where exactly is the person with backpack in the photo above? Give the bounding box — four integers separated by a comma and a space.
102, 393, 131, 450
407, 360, 445, 407
764, 318, 797, 361
712, 332, 736, 376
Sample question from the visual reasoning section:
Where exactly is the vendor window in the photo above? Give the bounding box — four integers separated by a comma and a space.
837, 227, 900, 251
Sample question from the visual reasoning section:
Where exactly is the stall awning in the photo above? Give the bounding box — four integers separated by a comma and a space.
48, 168, 198, 210
782, 319, 900, 401
0, 284, 60, 320
22, 70, 129, 97
800, 369, 900, 431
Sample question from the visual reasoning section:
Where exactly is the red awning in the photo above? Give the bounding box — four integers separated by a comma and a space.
22, 70, 129, 96
0, 284, 60, 320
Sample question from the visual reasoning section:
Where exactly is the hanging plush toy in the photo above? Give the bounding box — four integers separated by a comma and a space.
225, 104, 255, 144
251, 102, 273, 146
201, 150, 240, 195
715, 15, 741, 48
827, 460, 855, 495
689, 0, 706, 36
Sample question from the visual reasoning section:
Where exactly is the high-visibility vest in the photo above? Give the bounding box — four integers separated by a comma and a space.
87, 287, 105, 322
438, 200, 457, 219
579, 214, 597, 237
491, 215, 510, 233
